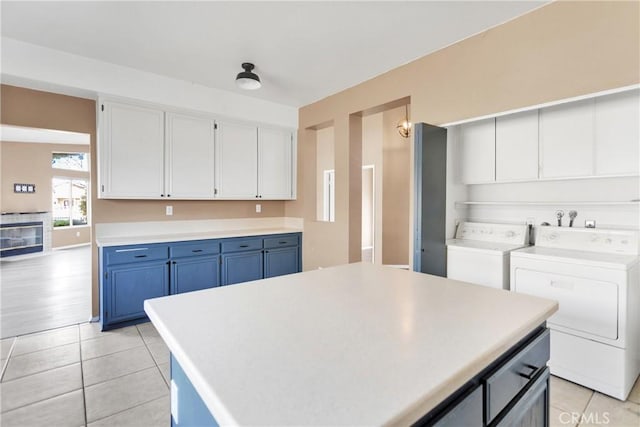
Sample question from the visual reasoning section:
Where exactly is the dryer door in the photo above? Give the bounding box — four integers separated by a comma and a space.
513, 268, 618, 340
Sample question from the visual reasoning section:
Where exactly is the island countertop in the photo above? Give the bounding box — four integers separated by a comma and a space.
144, 263, 557, 426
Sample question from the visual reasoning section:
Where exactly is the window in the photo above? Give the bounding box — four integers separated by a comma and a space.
52, 178, 88, 227
52, 152, 89, 171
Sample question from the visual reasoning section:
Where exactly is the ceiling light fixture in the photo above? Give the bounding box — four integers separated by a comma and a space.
397, 104, 412, 138
235, 62, 261, 90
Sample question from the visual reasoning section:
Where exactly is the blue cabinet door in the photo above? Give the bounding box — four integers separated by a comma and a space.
172, 255, 220, 294
264, 247, 299, 278
106, 261, 169, 324
222, 251, 263, 285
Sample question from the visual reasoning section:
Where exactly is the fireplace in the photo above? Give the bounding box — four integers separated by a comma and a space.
1, 221, 44, 257
0, 212, 51, 258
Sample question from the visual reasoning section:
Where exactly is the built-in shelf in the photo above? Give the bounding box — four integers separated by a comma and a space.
455, 201, 640, 208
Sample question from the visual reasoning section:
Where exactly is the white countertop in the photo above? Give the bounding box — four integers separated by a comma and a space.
145, 263, 557, 426
96, 227, 302, 247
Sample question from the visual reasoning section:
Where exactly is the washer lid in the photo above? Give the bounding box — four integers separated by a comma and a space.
511, 246, 639, 270
446, 239, 529, 255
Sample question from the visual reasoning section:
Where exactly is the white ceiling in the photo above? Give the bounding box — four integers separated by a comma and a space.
1, 1, 547, 107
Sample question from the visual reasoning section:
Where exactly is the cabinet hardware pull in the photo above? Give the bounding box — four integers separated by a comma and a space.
279, 241, 287, 244
134, 255, 148, 258
518, 364, 541, 380
192, 249, 203, 253
161, 194, 165, 197
167, 194, 171, 197
239, 245, 249, 248
172, 261, 176, 265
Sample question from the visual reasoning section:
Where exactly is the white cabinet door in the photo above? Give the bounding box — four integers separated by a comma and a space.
495, 110, 539, 182
458, 118, 495, 184
99, 101, 165, 198
594, 90, 640, 176
215, 121, 258, 199
165, 113, 215, 199
539, 99, 595, 179
258, 127, 293, 199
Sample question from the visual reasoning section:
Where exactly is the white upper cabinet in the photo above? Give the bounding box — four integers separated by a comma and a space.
539, 98, 595, 179
258, 127, 293, 199
215, 121, 259, 199
99, 101, 165, 199
459, 118, 495, 184
594, 90, 640, 176
165, 113, 216, 199
495, 110, 539, 182
99, 98, 296, 200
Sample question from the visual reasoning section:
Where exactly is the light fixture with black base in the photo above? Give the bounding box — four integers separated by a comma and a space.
236, 62, 262, 90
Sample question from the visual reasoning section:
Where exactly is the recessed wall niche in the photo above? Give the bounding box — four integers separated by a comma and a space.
309, 123, 335, 222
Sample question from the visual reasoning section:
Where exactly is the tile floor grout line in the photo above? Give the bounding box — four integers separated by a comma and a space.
137, 324, 170, 388
1, 358, 81, 383
84, 365, 161, 390
78, 328, 89, 427
84, 394, 168, 425
576, 391, 597, 427
80, 342, 148, 363
0, 388, 85, 416
0, 337, 17, 381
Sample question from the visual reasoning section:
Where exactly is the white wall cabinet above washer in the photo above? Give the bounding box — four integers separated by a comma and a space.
594, 90, 640, 176
215, 121, 259, 199
99, 101, 165, 199
165, 113, 216, 199
539, 98, 595, 179
495, 110, 539, 182
458, 118, 495, 184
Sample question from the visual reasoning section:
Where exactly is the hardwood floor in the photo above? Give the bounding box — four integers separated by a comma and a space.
0, 246, 91, 339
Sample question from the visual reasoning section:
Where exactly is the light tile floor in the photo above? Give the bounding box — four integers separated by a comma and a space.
0, 321, 639, 426
0, 322, 170, 426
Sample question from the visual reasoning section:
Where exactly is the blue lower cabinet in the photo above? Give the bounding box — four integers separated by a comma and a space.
105, 261, 169, 325
171, 355, 219, 427
264, 247, 299, 278
222, 251, 263, 285
171, 256, 220, 294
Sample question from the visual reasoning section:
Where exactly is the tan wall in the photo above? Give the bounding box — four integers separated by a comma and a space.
287, 1, 640, 270
0, 140, 92, 248
53, 226, 91, 248
381, 105, 410, 265
1, 85, 286, 317
0, 141, 88, 213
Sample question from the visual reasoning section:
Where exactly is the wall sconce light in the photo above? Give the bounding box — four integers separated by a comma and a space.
397, 104, 411, 138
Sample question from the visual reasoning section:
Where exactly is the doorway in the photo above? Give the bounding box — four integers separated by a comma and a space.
0, 125, 92, 338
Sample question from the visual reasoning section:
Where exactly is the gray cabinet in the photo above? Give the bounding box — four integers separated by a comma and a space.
418, 327, 550, 427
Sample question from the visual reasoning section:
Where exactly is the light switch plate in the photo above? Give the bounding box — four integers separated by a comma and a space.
166, 206, 173, 216
256, 204, 261, 213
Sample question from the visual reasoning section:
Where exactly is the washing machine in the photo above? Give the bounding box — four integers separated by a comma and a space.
446, 222, 529, 290
510, 227, 640, 400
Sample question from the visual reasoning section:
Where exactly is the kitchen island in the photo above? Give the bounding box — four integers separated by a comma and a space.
145, 263, 557, 426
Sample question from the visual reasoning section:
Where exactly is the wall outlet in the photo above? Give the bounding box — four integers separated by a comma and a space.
76, 231, 80, 237
526, 217, 536, 226
585, 219, 596, 228
255, 204, 261, 213
166, 206, 173, 216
